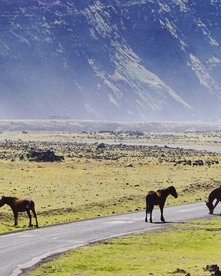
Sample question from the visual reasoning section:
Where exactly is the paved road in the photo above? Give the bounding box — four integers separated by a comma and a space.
0, 202, 220, 276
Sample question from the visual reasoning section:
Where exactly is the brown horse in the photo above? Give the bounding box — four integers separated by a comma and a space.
145, 186, 178, 223
205, 186, 221, 214
0, 196, 38, 227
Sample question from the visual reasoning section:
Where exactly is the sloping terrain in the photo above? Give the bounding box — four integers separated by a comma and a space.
1, 0, 221, 120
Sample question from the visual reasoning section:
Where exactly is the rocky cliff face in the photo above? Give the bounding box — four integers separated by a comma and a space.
1, 0, 221, 120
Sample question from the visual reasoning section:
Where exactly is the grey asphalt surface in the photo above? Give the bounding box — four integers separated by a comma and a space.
0, 201, 220, 276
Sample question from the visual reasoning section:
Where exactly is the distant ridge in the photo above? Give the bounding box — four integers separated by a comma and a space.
0, 120, 221, 132
1, 1, 221, 120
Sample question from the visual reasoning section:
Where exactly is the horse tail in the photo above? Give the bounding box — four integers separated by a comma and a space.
145, 194, 151, 213
26, 199, 35, 210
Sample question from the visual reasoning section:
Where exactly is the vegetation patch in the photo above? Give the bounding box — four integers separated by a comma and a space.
30, 218, 221, 275
0, 130, 220, 275
0, 131, 221, 233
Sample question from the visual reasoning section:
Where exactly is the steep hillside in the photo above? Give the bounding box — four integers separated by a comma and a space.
1, 0, 221, 120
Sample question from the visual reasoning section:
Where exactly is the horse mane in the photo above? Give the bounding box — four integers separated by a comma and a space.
157, 186, 175, 196
157, 186, 171, 192
3, 196, 19, 200
168, 185, 175, 189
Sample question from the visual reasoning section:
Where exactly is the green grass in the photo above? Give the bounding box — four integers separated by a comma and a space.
30, 218, 221, 276
0, 131, 221, 233
0, 131, 220, 275
0, 155, 220, 233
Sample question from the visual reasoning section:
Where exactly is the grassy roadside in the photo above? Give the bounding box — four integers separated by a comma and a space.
30, 218, 221, 276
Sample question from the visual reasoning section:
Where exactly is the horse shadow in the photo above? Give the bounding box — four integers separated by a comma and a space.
151, 220, 183, 224
210, 213, 221, 216
1, 222, 22, 228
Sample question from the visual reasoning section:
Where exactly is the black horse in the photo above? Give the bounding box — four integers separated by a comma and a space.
0, 196, 38, 227
205, 186, 221, 214
145, 186, 178, 223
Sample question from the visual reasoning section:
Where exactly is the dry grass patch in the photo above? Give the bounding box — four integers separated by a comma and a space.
0, 132, 220, 233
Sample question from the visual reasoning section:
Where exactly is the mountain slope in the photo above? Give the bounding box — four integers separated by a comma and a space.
0, 0, 221, 120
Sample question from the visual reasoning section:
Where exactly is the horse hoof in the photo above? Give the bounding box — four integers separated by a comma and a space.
29, 224, 33, 227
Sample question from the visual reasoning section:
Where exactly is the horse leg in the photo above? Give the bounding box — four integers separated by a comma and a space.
213, 199, 219, 212
27, 210, 33, 227
145, 198, 149, 222
32, 208, 39, 228
145, 207, 148, 222
160, 204, 165, 222
149, 205, 154, 223
13, 211, 18, 226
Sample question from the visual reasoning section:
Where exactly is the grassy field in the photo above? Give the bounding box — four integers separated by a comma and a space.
0, 130, 220, 275
30, 218, 221, 276
0, 131, 220, 233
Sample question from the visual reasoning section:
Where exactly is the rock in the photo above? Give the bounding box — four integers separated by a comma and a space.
20, 148, 64, 162
173, 268, 187, 274
125, 163, 133, 167
193, 159, 204, 166
96, 143, 105, 149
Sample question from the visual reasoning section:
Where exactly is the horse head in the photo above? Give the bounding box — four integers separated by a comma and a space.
205, 201, 214, 214
0, 196, 6, 207
169, 186, 178, 198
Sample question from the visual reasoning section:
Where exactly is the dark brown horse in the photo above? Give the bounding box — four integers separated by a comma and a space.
205, 186, 221, 214
145, 186, 178, 223
0, 196, 38, 227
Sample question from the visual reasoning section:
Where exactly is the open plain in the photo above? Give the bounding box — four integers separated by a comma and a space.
0, 127, 221, 275
0, 130, 221, 232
